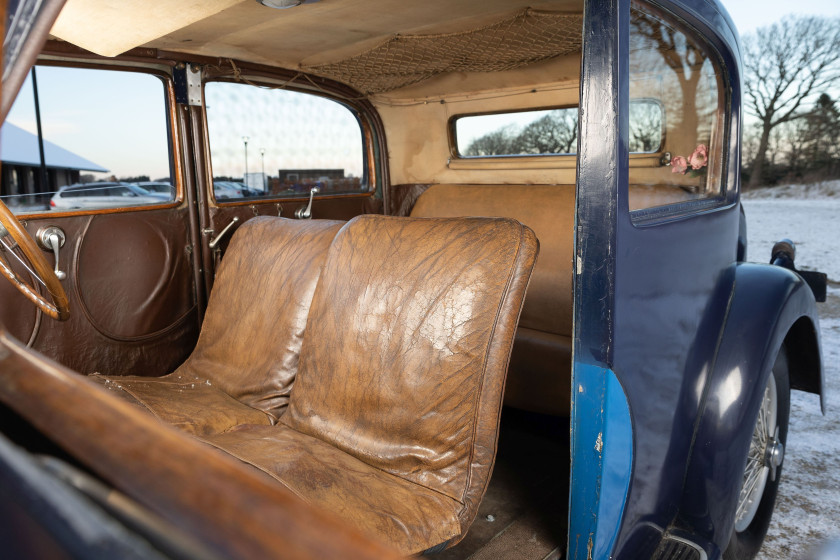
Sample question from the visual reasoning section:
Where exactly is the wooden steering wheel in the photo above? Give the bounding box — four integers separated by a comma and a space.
0, 199, 70, 321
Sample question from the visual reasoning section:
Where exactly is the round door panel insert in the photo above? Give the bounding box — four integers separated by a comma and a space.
76, 213, 193, 340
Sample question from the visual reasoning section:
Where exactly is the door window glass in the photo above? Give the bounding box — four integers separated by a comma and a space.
204, 82, 366, 201
1, 65, 175, 214
628, 4, 727, 213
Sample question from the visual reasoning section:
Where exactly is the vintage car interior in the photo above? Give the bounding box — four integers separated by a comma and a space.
0, 0, 820, 559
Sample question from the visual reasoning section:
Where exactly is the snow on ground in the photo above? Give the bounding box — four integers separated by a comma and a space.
742, 180, 840, 202
743, 180, 840, 281
742, 181, 840, 559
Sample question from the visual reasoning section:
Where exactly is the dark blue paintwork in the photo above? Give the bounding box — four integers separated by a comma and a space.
569, 0, 628, 554
571, 0, 823, 559
678, 264, 821, 553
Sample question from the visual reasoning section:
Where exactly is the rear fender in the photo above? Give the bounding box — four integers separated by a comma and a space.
677, 263, 822, 552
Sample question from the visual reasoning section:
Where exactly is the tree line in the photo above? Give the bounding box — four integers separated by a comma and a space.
463, 102, 662, 157
463, 15, 840, 189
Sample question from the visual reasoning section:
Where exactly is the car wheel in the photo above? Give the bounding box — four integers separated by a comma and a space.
724, 346, 790, 560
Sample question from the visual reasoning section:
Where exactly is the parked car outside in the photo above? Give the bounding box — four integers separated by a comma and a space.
212, 181, 244, 200
50, 182, 170, 210
134, 181, 176, 199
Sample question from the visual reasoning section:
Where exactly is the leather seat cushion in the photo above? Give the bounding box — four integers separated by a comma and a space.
203, 424, 463, 555
89, 374, 272, 436
410, 184, 574, 416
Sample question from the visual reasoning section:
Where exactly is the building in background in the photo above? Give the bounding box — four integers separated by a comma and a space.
0, 122, 107, 207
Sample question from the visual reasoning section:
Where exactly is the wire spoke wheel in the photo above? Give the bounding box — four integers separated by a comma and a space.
734, 374, 778, 531
724, 347, 790, 560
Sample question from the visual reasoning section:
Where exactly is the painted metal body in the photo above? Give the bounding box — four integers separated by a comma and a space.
571, 1, 824, 559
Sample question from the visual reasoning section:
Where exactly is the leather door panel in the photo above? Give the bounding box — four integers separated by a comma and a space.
0, 207, 198, 376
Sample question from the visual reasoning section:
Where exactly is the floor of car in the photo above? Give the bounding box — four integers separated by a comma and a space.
440, 408, 569, 560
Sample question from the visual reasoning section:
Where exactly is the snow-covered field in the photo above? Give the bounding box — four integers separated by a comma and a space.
743, 180, 840, 560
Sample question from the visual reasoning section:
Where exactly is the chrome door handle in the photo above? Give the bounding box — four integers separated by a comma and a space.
295, 186, 320, 219
208, 217, 240, 250
36, 226, 67, 280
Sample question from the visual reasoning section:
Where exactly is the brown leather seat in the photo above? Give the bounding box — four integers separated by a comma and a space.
410, 184, 574, 415
201, 215, 538, 554
91, 217, 344, 435
94, 214, 537, 554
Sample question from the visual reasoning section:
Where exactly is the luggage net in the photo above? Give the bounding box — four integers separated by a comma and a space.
303, 9, 582, 94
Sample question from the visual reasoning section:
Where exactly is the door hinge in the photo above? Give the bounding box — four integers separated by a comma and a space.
174, 63, 203, 106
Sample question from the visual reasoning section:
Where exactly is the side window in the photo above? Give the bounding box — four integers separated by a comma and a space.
628, 3, 727, 213
204, 82, 366, 202
1, 65, 175, 214
452, 101, 663, 158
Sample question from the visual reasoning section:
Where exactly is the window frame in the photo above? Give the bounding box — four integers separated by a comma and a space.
201, 77, 375, 207
3, 58, 183, 219
626, 0, 734, 227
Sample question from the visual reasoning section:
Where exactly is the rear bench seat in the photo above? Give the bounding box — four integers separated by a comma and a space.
410, 184, 574, 416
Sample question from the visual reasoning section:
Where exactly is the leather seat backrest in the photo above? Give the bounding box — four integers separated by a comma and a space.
282, 214, 538, 531
410, 184, 574, 337
174, 217, 344, 420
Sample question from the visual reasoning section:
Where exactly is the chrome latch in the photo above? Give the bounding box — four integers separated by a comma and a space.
295, 186, 320, 219
36, 226, 67, 280
208, 217, 240, 250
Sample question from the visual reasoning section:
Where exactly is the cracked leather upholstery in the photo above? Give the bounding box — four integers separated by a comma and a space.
91, 217, 343, 435
205, 215, 539, 554
410, 184, 574, 415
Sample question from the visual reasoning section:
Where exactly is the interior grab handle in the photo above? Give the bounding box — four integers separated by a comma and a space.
295, 186, 320, 219
208, 217, 240, 250
36, 226, 67, 280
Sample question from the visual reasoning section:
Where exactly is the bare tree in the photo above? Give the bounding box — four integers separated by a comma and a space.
463, 127, 516, 156
463, 112, 578, 156
513, 111, 578, 155
743, 16, 840, 188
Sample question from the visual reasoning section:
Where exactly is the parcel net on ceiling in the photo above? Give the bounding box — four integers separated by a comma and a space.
303, 9, 583, 94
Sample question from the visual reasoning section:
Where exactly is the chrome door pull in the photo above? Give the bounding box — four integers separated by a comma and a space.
36, 226, 67, 280
208, 217, 240, 250
295, 186, 320, 219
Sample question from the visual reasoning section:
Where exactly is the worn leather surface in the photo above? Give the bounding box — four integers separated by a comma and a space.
88, 213, 538, 554
174, 217, 343, 418
95, 217, 343, 433
388, 183, 431, 216
89, 374, 272, 435
203, 424, 463, 551
410, 184, 574, 415
271, 214, 538, 553
410, 184, 573, 336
